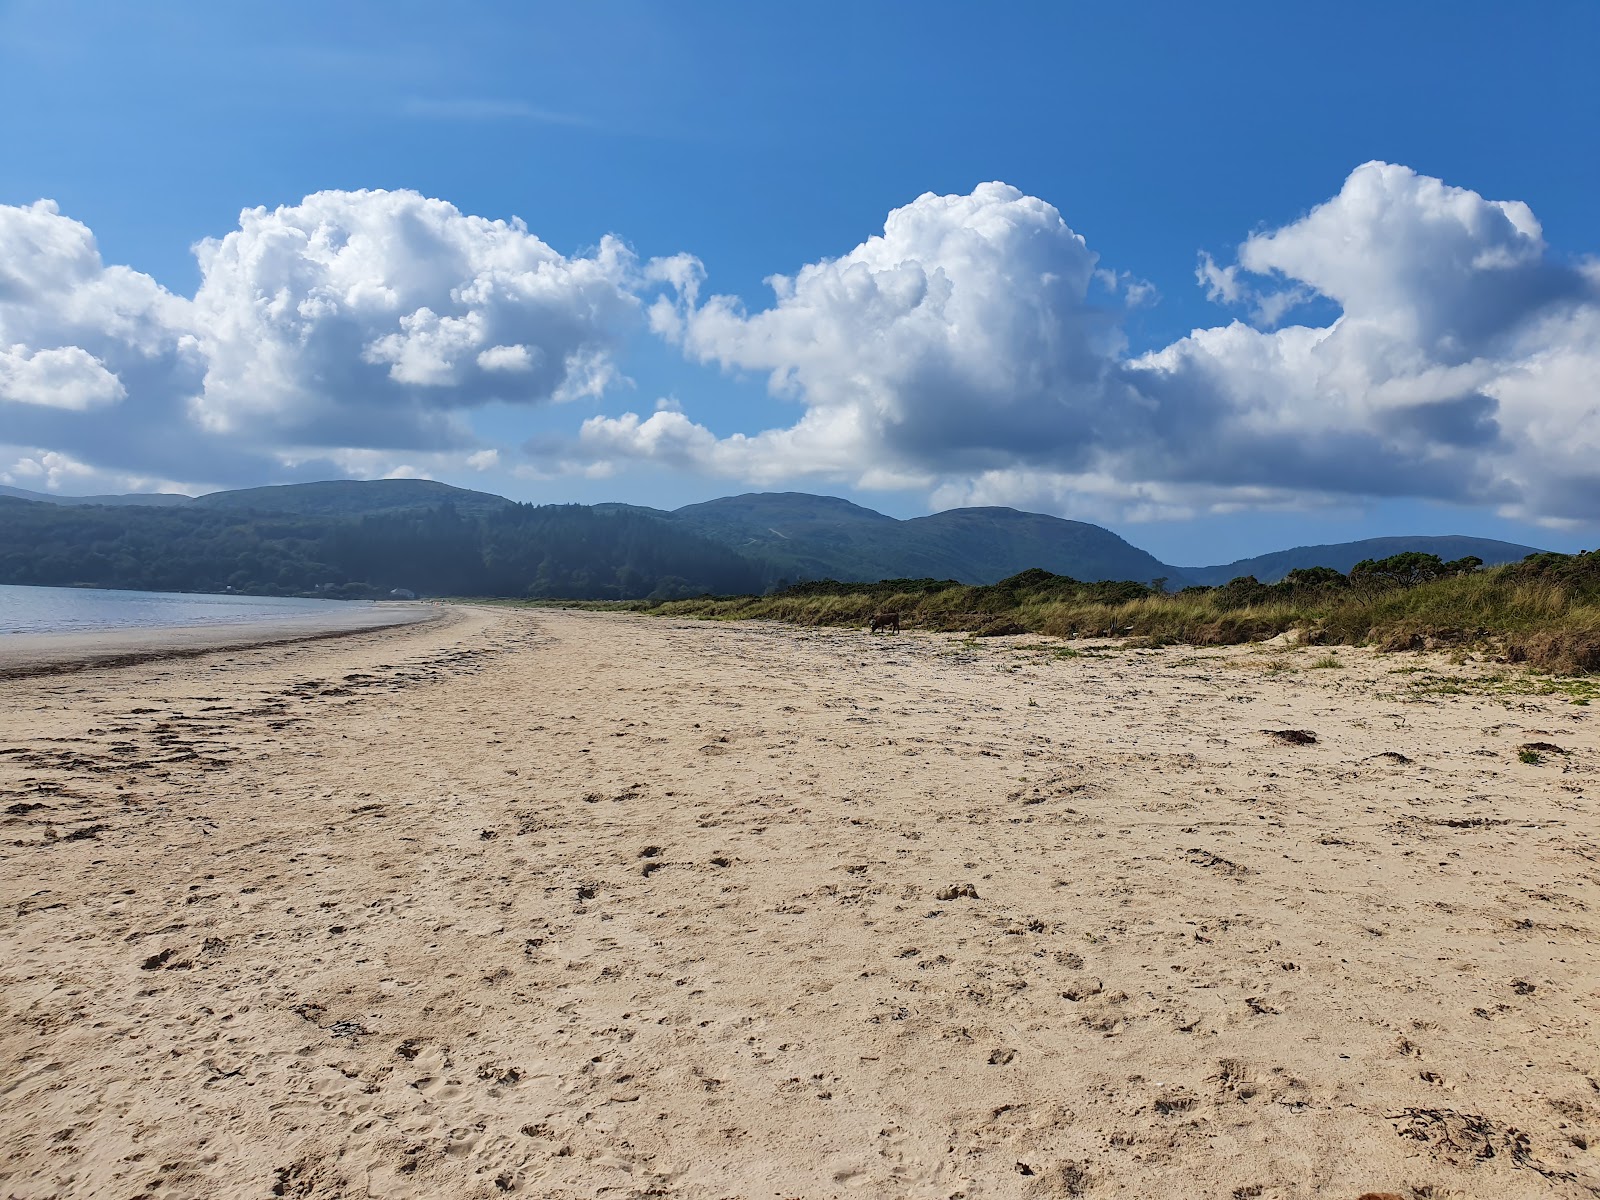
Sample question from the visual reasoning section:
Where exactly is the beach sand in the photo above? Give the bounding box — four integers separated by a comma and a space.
1, 606, 1596, 1198
0, 601, 439, 681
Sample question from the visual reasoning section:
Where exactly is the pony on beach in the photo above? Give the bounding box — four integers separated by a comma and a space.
869, 612, 901, 634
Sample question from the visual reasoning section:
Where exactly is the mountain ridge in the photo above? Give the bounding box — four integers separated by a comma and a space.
0, 479, 1555, 588
0, 484, 190, 507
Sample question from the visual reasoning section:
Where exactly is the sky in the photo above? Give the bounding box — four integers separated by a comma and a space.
1, 0, 1598, 567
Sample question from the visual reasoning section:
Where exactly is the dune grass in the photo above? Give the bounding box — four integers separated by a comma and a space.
638, 554, 1600, 675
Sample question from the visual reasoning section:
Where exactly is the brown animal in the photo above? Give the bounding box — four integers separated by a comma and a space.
869, 612, 900, 634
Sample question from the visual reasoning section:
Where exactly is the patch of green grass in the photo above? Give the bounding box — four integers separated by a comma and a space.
1519, 748, 1544, 764
1411, 676, 1472, 695
1310, 654, 1344, 669
1401, 670, 1600, 702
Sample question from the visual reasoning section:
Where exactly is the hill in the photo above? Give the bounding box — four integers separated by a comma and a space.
0, 498, 761, 600
189, 478, 515, 518
669, 492, 902, 581
903, 507, 1181, 586
0, 478, 1558, 599
1183, 535, 1542, 586
663, 492, 1184, 586
0, 484, 190, 507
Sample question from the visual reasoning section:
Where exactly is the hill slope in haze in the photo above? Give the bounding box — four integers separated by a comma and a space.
1182, 535, 1543, 586
0, 484, 190, 507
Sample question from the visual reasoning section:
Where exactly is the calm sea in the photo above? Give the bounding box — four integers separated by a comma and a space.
0, 584, 381, 636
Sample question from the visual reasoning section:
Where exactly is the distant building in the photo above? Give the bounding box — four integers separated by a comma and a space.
389, 588, 417, 600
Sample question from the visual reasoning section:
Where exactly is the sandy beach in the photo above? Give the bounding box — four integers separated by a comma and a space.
0, 602, 440, 681
1, 606, 1597, 1199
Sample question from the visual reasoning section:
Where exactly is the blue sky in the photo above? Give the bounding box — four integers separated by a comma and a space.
1, 0, 1597, 565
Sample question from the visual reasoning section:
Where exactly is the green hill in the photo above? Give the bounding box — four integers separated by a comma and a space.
902, 507, 1181, 586
1183, 535, 1542, 586
663, 492, 1183, 585
669, 492, 902, 581
0, 497, 761, 600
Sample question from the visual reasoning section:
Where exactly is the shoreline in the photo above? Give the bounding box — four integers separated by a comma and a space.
0, 601, 444, 679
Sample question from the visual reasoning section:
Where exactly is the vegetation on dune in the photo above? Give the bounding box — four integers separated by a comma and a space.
643, 552, 1600, 675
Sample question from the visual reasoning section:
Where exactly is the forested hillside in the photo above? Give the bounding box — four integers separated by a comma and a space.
662, 492, 1184, 584
0, 498, 763, 600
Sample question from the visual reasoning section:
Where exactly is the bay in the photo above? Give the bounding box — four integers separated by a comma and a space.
0, 584, 382, 636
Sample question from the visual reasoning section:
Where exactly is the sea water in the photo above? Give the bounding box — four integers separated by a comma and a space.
0, 584, 381, 636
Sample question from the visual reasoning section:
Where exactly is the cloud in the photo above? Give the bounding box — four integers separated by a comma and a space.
0, 344, 125, 410
1132, 162, 1600, 522
569, 166, 1600, 524
0, 198, 214, 479
2, 448, 97, 490
5, 168, 1599, 525
189, 189, 641, 447
0, 189, 647, 488
610, 182, 1125, 483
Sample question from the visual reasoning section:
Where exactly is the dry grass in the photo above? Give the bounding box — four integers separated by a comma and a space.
639, 558, 1600, 675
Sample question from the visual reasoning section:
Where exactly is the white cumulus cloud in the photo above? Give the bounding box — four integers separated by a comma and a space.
0, 190, 654, 489
1132, 162, 1600, 522
5, 169, 1600, 525
567, 166, 1600, 525
0, 344, 125, 410
189, 189, 641, 447
589, 182, 1123, 484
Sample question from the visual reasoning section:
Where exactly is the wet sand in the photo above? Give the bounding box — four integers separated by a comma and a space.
0, 602, 439, 680
1, 607, 1597, 1198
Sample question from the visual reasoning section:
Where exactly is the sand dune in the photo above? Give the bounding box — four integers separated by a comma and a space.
1, 607, 1597, 1198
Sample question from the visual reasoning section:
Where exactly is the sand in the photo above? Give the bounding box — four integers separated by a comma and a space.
0, 602, 439, 680
1, 606, 1596, 1199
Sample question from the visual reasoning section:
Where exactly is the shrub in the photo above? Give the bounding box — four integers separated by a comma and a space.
642, 548, 1600, 675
